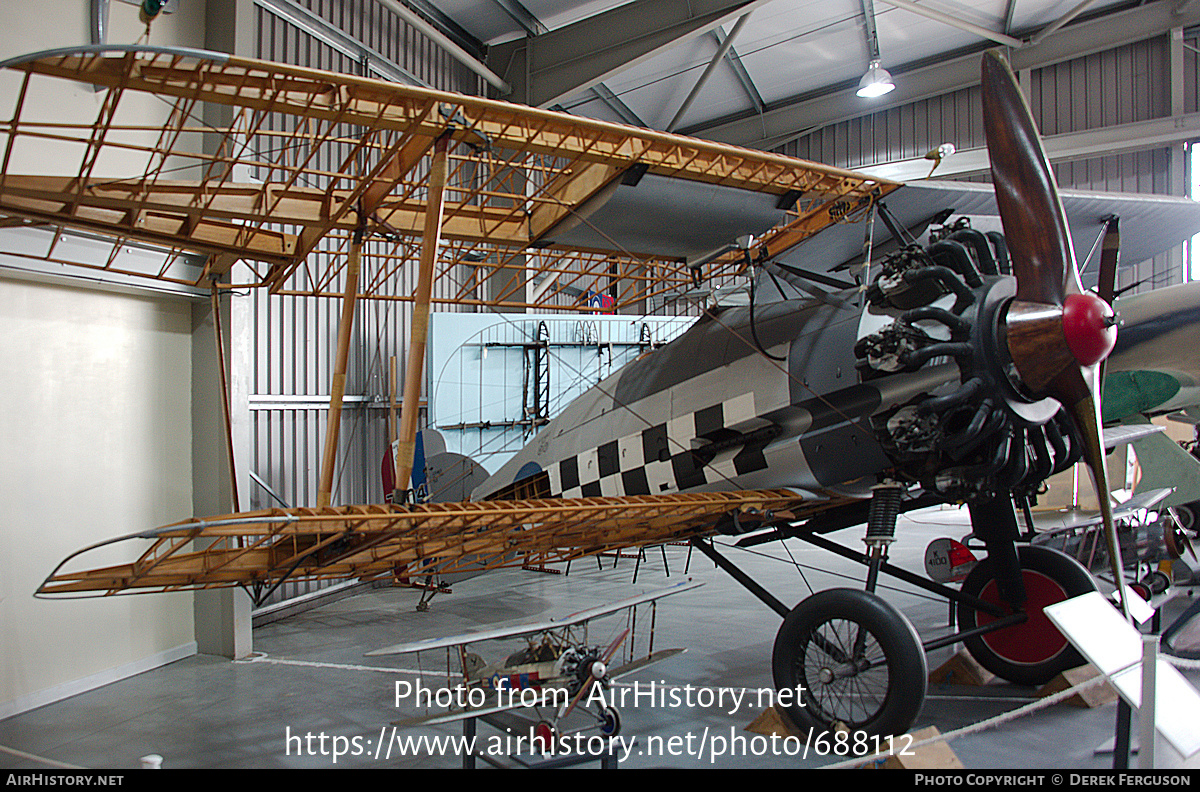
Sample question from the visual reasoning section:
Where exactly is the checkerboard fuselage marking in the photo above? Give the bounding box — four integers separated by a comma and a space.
550, 392, 763, 498
474, 329, 819, 502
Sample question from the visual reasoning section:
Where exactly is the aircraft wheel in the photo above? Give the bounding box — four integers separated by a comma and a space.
533, 721, 556, 753
956, 545, 1096, 685
772, 588, 926, 738
599, 705, 621, 736
1173, 503, 1197, 533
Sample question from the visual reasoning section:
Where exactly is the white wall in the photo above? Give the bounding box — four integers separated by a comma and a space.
0, 0, 209, 717
0, 0, 211, 177
0, 275, 196, 718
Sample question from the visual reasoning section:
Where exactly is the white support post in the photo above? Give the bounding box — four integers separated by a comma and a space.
1140, 635, 1158, 769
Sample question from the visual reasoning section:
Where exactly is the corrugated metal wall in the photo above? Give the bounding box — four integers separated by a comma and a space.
781, 32, 1196, 294
242, 2, 702, 608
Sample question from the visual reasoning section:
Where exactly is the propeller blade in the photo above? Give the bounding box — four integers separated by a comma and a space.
1058, 367, 1130, 621
983, 51, 1127, 620
601, 628, 630, 663
1096, 217, 1119, 387
558, 629, 630, 721
982, 51, 1073, 307
1097, 217, 1120, 305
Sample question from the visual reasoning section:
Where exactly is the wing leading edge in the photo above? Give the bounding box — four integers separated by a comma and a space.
366, 579, 704, 657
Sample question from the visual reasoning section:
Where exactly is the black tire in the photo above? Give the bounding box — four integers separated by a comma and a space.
772, 588, 927, 738
599, 705, 621, 736
1173, 503, 1197, 533
957, 545, 1096, 685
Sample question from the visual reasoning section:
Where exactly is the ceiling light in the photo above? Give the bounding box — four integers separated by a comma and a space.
856, 60, 895, 98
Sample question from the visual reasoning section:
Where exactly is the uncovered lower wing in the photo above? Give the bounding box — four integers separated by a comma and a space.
37, 489, 847, 599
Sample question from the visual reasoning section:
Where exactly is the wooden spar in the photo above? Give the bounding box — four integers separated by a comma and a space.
0, 53, 897, 310
211, 280, 241, 514
388, 355, 398, 447
313, 131, 434, 508
394, 132, 451, 499
317, 234, 364, 508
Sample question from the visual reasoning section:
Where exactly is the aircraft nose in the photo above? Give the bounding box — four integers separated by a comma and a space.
1062, 292, 1118, 367
591, 660, 607, 679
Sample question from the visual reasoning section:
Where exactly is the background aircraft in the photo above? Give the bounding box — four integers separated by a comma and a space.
373, 580, 700, 747
14, 45, 1200, 739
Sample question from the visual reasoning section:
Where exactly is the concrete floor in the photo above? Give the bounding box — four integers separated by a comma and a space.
3, 506, 1200, 770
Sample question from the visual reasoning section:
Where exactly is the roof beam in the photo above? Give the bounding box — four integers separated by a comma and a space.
667, 13, 752, 132
515, 0, 769, 108
1027, 0, 1102, 46
254, 0, 427, 87
395, 0, 485, 54
375, 0, 511, 94
687, 1, 1200, 149
488, 0, 547, 36
858, 110, 1200, 182
592, 82, 648, 127
878, 0, 1023, 49
713, 23, 764, 113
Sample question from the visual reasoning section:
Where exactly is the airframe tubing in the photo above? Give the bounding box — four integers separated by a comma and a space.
0, 44, 232, 71
689, 537, 791, 618
694, 528, 1029, 654
34, 515, 299, 599
785, 526, 1008, 618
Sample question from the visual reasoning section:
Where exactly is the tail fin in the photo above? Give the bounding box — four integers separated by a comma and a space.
382, 429, 487, 503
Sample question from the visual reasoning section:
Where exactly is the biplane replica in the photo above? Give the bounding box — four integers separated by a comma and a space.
13, 41, 1200, 739
372, 579, 701, 747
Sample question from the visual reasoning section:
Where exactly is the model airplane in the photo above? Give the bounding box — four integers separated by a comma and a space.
374, 579, 700, 747
13, 45, 1200, 740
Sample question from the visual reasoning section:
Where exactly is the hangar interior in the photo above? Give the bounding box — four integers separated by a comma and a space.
3, 0, 1200, 770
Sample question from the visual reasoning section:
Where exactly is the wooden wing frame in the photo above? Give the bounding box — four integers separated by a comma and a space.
0, 46, 897, 310
7, 48, 883, 602
37, 490, 851, 600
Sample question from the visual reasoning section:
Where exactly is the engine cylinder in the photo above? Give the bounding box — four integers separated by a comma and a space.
855, 226, 1078, 505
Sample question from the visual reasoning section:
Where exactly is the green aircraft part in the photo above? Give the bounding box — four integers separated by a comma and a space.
1103, 370, 1181, 423
1126, 414, 1200, 509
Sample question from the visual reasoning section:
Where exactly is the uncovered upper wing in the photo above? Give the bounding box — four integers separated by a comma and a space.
0, 46, 895, 309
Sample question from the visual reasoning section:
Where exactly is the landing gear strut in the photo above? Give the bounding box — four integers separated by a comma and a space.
702, 488, 1096, 738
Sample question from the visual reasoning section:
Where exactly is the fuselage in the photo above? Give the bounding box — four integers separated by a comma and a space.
1103, 280, 1200, 419
473, 295, 956, 502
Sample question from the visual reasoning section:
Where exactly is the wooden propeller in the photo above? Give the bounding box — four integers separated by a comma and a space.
981, 51, 1128, 619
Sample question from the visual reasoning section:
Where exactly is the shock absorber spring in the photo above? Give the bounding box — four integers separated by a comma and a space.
864, 480, 904, 592
865, 481, 904, 546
